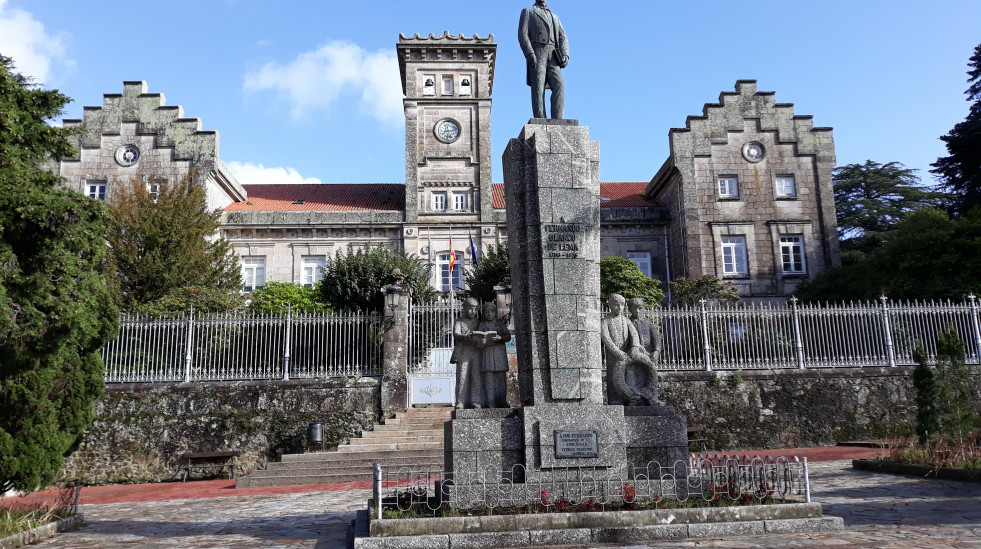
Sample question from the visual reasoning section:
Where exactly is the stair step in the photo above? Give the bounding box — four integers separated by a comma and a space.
368, 425, 446, 435
236, 473, 375, 488
337, 442, 442, 452
349, 435, 443, 445
279, 448, 442, 464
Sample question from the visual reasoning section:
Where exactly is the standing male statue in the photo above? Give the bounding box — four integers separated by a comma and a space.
518, 0, 569, 119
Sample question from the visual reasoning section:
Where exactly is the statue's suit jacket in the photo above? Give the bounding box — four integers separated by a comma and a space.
518, 4, 570, 86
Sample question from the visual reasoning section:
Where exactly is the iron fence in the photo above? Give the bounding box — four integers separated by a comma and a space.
373, 455, 809, 517
653, 297, 981, 371
102, 309, 383, 383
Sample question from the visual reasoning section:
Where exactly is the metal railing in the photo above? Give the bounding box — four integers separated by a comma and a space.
373, 455, 809, 517
653, 296, 981, 371
102, 309, 383, 383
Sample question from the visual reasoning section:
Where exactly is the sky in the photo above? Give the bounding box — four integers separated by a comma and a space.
2, 0, 978, 187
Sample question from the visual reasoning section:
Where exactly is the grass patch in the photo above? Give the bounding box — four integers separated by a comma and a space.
0, 486, 77, 538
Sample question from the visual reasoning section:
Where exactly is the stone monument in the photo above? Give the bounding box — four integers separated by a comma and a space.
442, 5, 688, 488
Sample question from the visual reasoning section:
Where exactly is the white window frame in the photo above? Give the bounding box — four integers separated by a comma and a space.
627, 251, 652, 277
146, 181, 162, 203
301, 256, 326, 287
432, 192, 447, 212
437, 252, 463, 292
721, 236, 748, 276
775, 175, 797, 198
87, 182, 106, 200
242, 257, 266, 292
718, 175, 739, 198
441, 75, 454, 95
779, 235, 806, 274
452, 192, 468, 212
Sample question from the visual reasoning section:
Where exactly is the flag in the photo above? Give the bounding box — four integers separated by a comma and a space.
469, 234, 479, 268
448, 236, 456, 278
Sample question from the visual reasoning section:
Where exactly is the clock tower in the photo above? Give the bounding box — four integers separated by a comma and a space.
397, 32, 496, 225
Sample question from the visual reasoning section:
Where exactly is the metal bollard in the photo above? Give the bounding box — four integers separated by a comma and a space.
802, 457, 811, 503
374, 462, 382, 520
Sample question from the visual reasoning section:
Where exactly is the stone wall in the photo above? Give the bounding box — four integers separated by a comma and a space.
59, 378, 379, 485
659, 367, 981, 450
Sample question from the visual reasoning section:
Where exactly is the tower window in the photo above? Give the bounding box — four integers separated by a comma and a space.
432, 192, 447, 212
442, 75, 454, 95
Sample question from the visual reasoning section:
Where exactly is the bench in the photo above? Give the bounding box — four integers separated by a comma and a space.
178, 451, 240, 482
687, 426, 710, 452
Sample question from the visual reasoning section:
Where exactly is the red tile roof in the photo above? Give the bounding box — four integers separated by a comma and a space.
225, 184, 405, 212
224, 182, 663, 212
491, 182, 663, 208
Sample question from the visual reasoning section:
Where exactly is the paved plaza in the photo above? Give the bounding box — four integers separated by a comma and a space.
30, 460, 981, 549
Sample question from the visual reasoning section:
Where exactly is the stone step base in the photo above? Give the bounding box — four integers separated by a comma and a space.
348, 434, 443, 444
279, 448, 443, 464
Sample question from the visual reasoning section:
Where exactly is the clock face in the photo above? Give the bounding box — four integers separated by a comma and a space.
435, 119, 461, 143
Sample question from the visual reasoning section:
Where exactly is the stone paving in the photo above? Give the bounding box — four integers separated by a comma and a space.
31, 461, 981, 549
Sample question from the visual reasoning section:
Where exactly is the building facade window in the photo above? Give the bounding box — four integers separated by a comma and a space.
718, 176, 739, 198
146, 181, 163, 203
242, 257, 266, 292
87, 182, 107, 200
301, 256, 326, 287
442, 75, 454, 95
721, 236, 748, 275
432, 192, 447, 211
437, 252, 463, 291
452, 192, 468, 211
779, 235, 806, 274
627, 251, 652, 277
775, 175, 797, 198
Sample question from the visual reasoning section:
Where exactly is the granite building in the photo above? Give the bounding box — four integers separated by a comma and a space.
51, 35, 839, 302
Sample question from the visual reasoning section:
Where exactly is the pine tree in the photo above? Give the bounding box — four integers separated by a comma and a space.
911, 343, 939, 444
106, 176, 242, 312
931, 44, 981, 214
0, 56, 118, 492
933, 328, 976, 439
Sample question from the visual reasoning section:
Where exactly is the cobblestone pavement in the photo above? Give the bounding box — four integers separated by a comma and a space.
32, 461, 981, 549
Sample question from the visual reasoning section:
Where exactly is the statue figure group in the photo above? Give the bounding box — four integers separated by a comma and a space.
451, 298, 512, 409
601, 295, 663, 406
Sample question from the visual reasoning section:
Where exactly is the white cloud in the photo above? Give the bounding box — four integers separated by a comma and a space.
243, 40, 402, 125
226, 161, 323, 185
0, 0, 73, 84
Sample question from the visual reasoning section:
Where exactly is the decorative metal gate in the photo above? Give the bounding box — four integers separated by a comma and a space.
407, 297, 459, 406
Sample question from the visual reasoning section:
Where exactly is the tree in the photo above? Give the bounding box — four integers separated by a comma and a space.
599, 256, 665, 306
668, 275, 739, 307
250, 282, 326, 314
317, 245, 434, 311
463, 243, 510, 303
912, 343, 940, 444
932, 329, 976, 440
931, 43, 981, 215
0, 57, 118, 492
833, 161, 948, 261
106, 177, 241, 311
795, 208, 981, 301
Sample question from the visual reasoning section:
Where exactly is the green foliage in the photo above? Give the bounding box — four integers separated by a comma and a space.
833, 160, 949, 261
795, 208, 981, 301
317, 245, 434, 311
0, 57, 118, 492
599, 256, 665, 306
133, 286, 246, 317
669, 275, 739, 307
933, 329, 977, 439
106, 176, 241, 311
931, 43, 981, 215
912, 342, 940, 443
250, 282, 326, 313
464, 243, 509, 303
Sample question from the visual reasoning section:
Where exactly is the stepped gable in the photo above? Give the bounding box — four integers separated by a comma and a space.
60, 81, 245, 203
225, 184, 405, 212
671, 80, 834, 164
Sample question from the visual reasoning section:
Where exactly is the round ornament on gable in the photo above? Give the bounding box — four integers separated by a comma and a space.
742, 142, 765, 163
115, 144, 141, 167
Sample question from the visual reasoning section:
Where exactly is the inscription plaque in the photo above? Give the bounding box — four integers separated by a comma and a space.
554, 430, 598, 458
542, 222, 583, 258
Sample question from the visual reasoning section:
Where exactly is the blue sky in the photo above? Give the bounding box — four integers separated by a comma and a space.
2, 0, 978, 187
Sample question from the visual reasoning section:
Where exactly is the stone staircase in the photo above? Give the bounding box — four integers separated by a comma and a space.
235, 407, 452, 488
